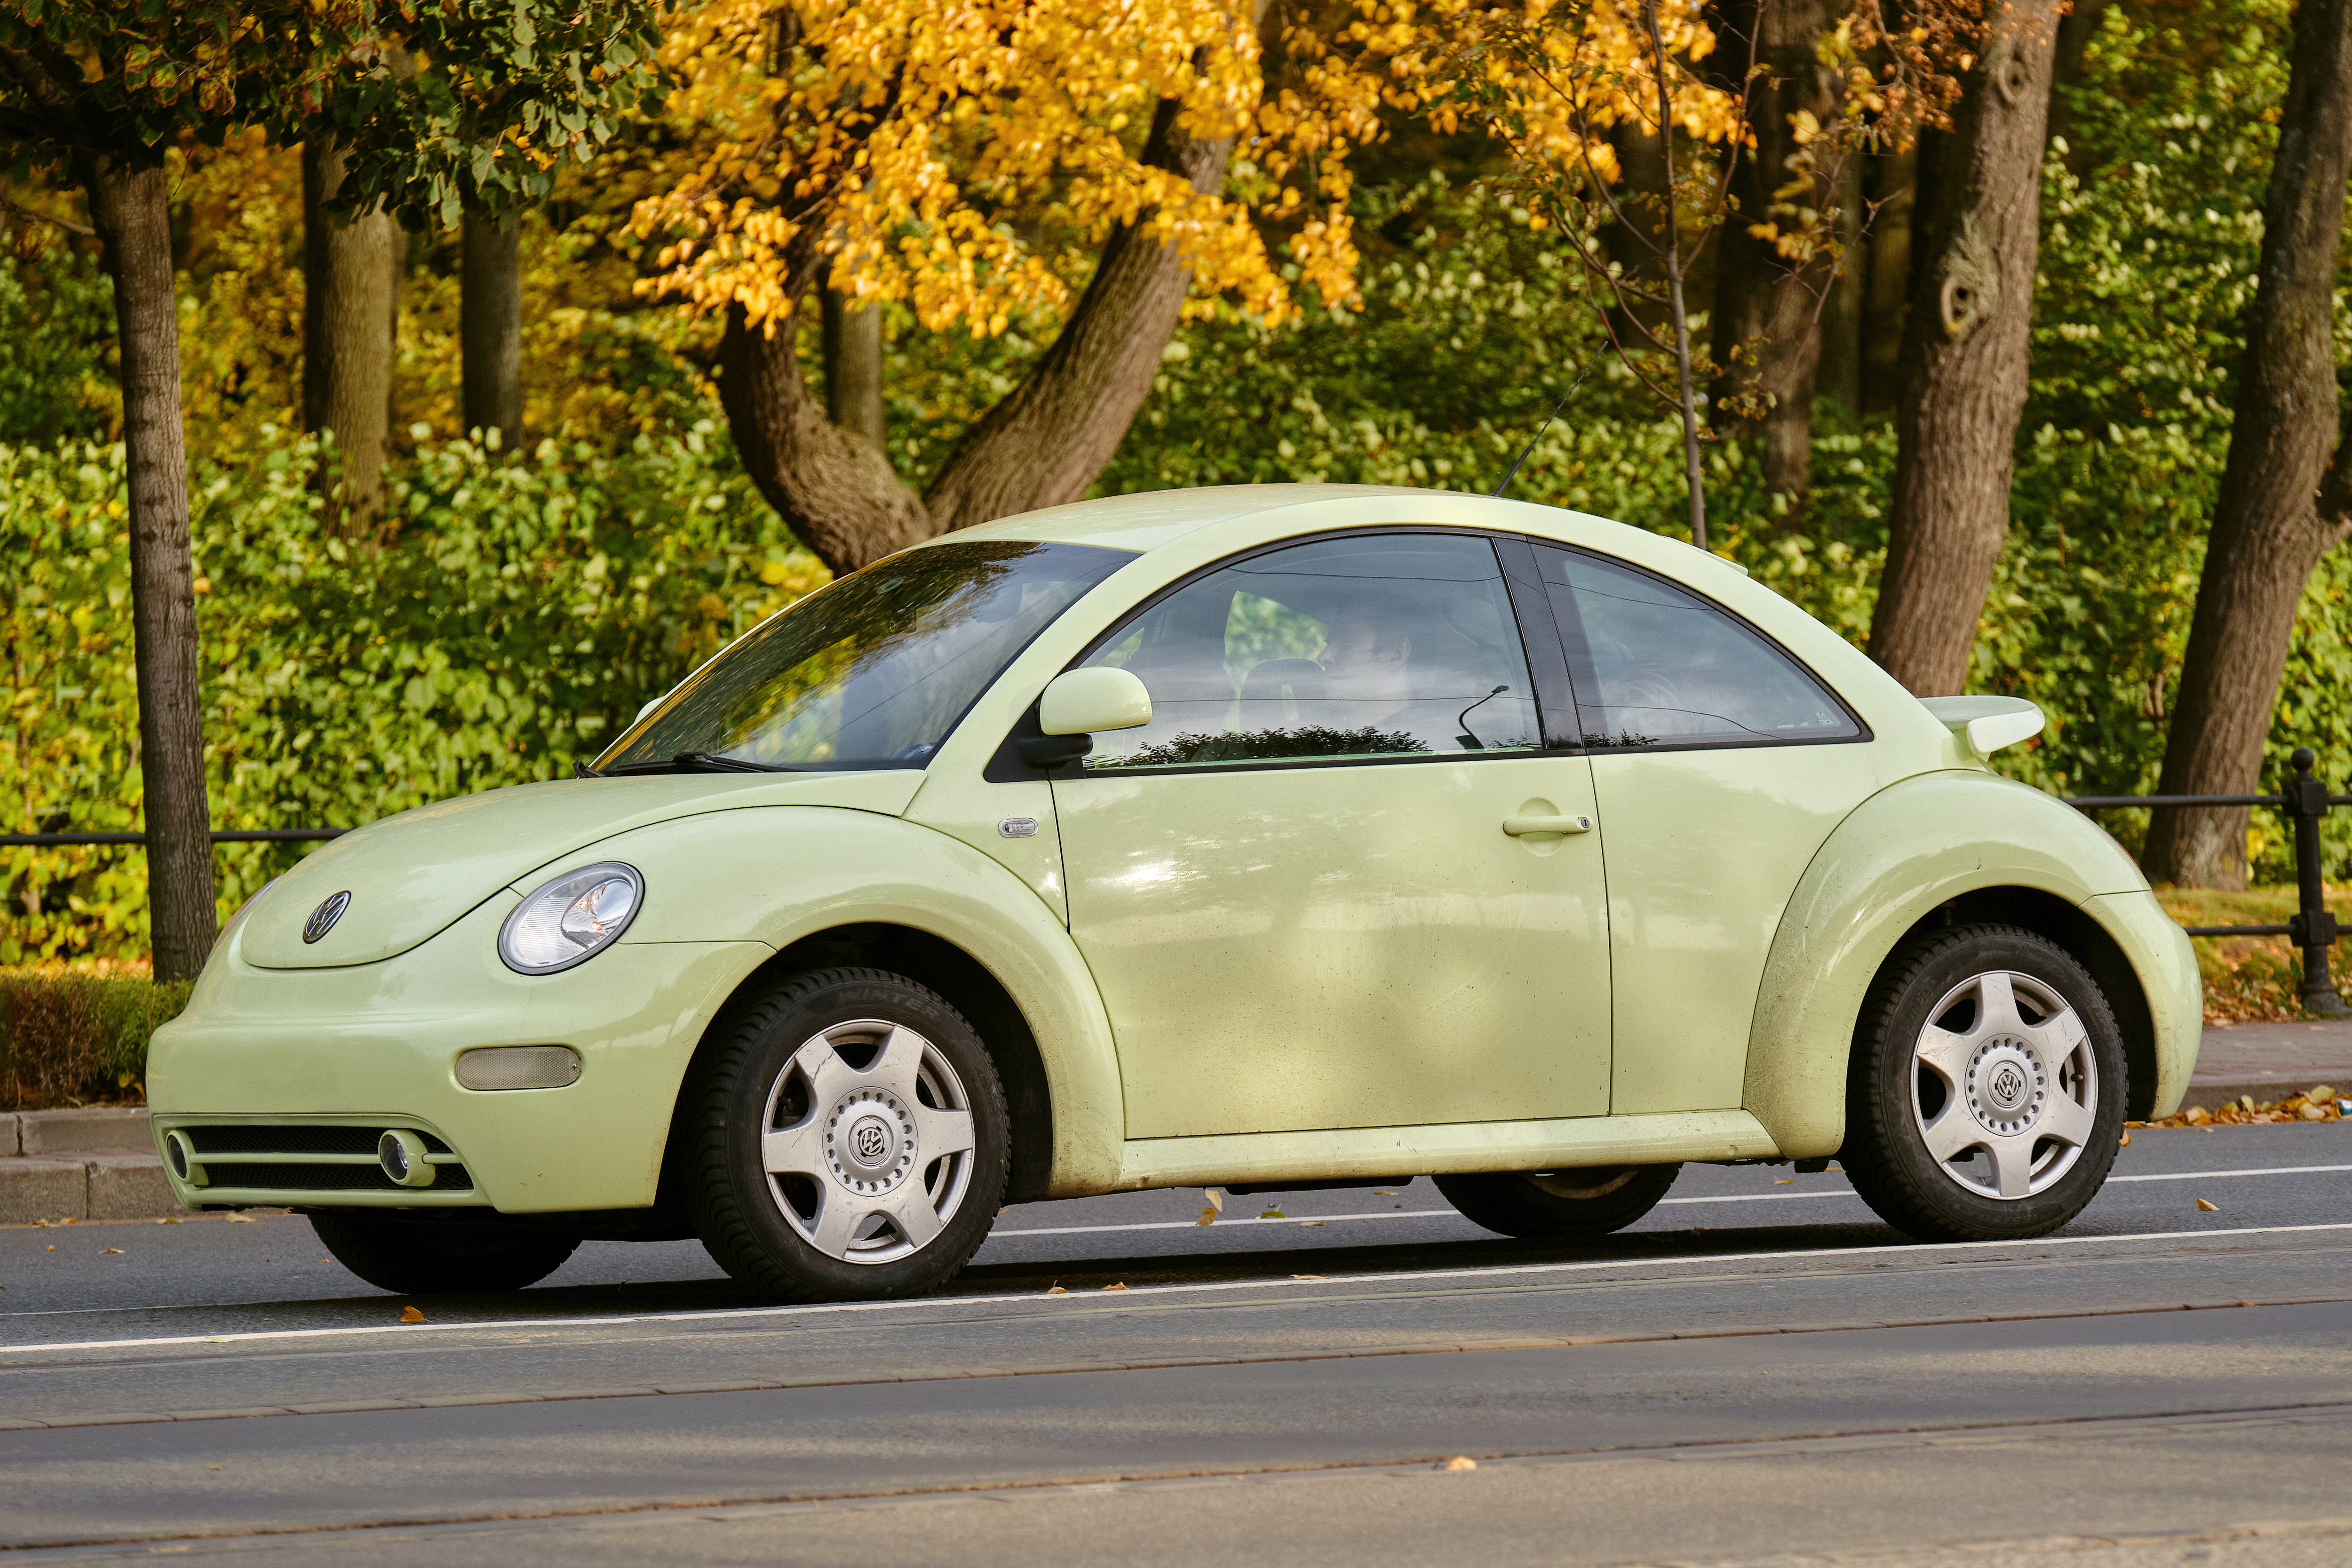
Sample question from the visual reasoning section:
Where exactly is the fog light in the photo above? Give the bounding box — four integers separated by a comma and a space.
162, 1130, 207, 1188
455, 1045, 583, 1091
378, 1129, 437, 1188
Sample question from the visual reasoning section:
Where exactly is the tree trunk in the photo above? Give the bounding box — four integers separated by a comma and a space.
821, 287, 885, 449
718, 76, 1249, 575
2045, 0, 2112, 163
1604, 117, 1672, 341
79, 152, 216, 982
2142, 0, 2352, 890
461, 213, 523, 443
302, 137, 397, 533
1858, 142, 1915, 416
1709, 0, 1839, 498
1864, 0, 2063, 696
1816, 151, 1864, 423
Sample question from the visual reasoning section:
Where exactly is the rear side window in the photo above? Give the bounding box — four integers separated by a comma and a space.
1080, 532, 1540, 769
1537, 545, 1861, 749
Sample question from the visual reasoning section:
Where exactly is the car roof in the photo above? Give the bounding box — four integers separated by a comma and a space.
937, 484, 1466, 556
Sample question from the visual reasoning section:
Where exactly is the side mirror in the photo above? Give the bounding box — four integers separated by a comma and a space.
1040, 668, 1152, 735
1020, 668, 1152, 767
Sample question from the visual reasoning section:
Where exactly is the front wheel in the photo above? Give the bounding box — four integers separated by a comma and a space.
310, 1213, 580, 1294
685, 967, 1010, 1303
1436, 1164, 1681, 1239
1842, 924, 2127, 1243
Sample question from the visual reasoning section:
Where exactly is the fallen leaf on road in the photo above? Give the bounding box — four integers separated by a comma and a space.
1774, 1178, 1794, 1186
156, 1217, 182, 1224
2236, 1298, 2257, 1307
1103, 1282, 1128, 1291
1258, 1209, 1286, 1219
1046, 1285, 1066, 1295
1438, 1457, 1478, 1471
1298, 1220, 1326, 1227
1197, 1208, 1218, 1226
44, 1245, 54, 1252
223, 1214, 254, 1224
2119, 1133, 2131, 1148
1203, 1188, 1224, 1212
400, 1306, 426, 1323
2196, 1198, 2219, 1211
101, 1248, 123, 1255
1292, 1274, 1326, 1281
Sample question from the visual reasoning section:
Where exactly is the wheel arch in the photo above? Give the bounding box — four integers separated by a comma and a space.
1744, 770, 2177, 1156
664, 924, 1061, 1206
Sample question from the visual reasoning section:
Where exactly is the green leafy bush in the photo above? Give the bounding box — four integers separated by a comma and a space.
1, 428, 826, 963
0, 970, 189, 1109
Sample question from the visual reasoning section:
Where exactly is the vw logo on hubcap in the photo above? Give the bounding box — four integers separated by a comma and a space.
302, 891, 352, 944
826, 1088, 916, 1195
1966, 1038, 2047, 1137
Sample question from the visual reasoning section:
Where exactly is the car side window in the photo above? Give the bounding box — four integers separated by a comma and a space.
1536, 544, 1862, 749
1080, 533, 1540, 770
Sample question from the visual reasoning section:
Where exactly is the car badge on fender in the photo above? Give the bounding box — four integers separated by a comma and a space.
303, 891, 353, 944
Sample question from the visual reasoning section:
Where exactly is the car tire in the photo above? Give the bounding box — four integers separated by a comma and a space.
1842, 923, 2127, 1243
1434, 1164, 1681, 1239
685, 967, 1010, 1303
310, 1213, 580, 1294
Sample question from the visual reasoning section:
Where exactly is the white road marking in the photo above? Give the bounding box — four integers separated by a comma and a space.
6, 1221, 2348, 1359
987, 1162, 2352, 1238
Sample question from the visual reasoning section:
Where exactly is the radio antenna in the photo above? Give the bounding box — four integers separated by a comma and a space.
1490, 350, 1600, 499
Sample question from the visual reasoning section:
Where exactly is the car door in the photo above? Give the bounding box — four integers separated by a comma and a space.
1530, 543, 1878, 1116
1051, 529, 1612, 1140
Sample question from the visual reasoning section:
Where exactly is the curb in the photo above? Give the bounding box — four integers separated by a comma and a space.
0, 1151, 180, 1225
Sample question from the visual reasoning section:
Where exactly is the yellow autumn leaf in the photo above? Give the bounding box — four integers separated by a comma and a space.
400, 1305, 426, 1323
2196, 1198, 2219, 1211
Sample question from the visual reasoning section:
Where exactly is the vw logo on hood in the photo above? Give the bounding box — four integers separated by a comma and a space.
303, 891, 353, 944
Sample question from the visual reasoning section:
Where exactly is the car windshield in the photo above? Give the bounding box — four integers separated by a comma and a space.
597, 540, 1131, 772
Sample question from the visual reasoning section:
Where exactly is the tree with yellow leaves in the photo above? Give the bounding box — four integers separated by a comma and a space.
631, 0, 1724, 575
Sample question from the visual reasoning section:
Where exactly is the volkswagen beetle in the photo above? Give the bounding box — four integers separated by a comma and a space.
147, 486, 2201, 1299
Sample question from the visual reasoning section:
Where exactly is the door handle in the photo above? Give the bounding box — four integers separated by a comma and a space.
1503, 814, 1593, 836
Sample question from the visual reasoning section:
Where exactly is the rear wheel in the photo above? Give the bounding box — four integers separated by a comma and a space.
686, 967, 1009, 1303
1435, 1164, 1681, 1239
1842, 924, 2126, 1242
310, 1213, 579, 1294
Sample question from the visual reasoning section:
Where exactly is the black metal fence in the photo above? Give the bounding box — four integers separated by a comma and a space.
9, 754, 2350, 1015
2066, 747, 2349, 1017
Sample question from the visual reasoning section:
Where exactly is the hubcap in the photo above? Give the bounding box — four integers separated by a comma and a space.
1909, 970, 2098, 1202
757, 1019, 978, 1265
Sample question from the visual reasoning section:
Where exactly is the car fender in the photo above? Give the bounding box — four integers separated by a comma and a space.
593, 804, 1127, 1194
1744, 769, 2163, 1157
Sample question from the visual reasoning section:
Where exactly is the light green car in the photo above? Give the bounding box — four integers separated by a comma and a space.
148, 486, 2200, 1300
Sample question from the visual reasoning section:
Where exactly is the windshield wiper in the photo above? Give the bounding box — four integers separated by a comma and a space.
604, 752, 811, 776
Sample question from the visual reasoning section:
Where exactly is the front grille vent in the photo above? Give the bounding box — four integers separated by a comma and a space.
189, 1126, 453, 1156
175, 1124, 473, 1194
213, 1161, 476, 1193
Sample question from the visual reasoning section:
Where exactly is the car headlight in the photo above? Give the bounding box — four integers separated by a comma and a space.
498, 861, 644, 975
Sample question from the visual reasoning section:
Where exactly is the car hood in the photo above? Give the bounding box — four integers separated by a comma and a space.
237, 771, 925, 970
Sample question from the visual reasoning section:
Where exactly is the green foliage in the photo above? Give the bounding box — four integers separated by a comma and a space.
0, 239, 114, 444
0, 970, 189, 1108
333, 0, 666, 229
0, 429, 824, 963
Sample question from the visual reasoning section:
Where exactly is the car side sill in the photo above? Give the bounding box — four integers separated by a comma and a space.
1112, 1110, 1780, 1191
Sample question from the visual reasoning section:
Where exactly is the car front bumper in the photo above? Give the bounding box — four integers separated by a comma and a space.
147, 894, 768, 1214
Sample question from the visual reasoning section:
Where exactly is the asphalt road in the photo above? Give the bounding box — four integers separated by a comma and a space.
0, 1122, 2346, 1566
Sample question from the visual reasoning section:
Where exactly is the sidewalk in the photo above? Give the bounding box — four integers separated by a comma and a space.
2183, 1018, 2352, 1110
